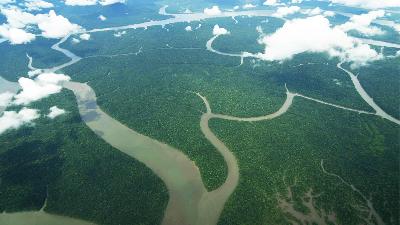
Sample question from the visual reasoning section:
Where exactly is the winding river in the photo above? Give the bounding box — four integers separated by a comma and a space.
64, 81, 208, 225
205, 28, 400, 125
206, 34, 245, 66
321, 160, 384, 225
0, 5, 399, 225
337, 62, 400, 125
0, 6, 277, 225
0, 209, 95, 225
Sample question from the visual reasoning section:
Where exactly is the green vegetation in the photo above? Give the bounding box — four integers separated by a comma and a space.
0, 3, 399, 225
60, 17, 398, 224
0, 37, 69, 81
211, 18, 372, 112
211, 99, 399, 225
356, 56, 400, 119
0, 91, 168, 225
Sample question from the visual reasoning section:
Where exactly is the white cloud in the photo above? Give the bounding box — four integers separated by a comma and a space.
243, 4, 256, 9
113, 30, 126, 37
0, 7, 38, 28
341, 43, 383, 66
387, 50, 400, 58
25, 0, 54, 11
338, 10, 385, 36
264, 0, 279, 6
64, 0, 97, 6
35, 73, 71, 85
28, 69, 43, 77
98, 0, 125, 6
291, 0, 303, 3
303, 8, 335, 17
330, 0, 400, 9
0, 92, 14, 107
64, 0, 124, 6
303, 7, 322, 16
213, 24, 229, 35
98, 15, 107, 21
233, 5, 240, 10
273, 6, 300, 18
256, 25, 263, 34
71, 37, 80, 43
185, 26, 192, 31
0, 0, 14, 5
79, 33, 90, 40
323, 11, 335, 17
14, 73, 71, 105
394, 24, 400, 33
0, 8, 82, 39
0, 108, 40, 135
38, 10, 82, 38
252, 15, 382, 68
204, 6, 222, 16
47, 106, 66, 119
0, 25, 35, 44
